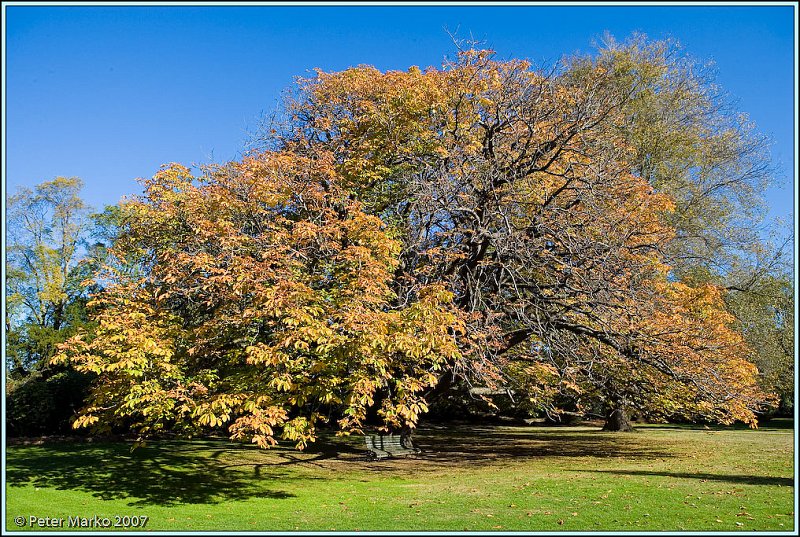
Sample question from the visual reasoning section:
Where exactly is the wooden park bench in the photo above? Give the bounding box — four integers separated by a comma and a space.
364, 433, 421, 460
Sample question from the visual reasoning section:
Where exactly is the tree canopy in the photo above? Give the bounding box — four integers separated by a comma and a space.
54, 38, 781, 446
54, 161, 460, 448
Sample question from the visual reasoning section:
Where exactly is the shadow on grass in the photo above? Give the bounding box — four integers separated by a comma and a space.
215, 439, 368, 472
5, 441, 298, 506
758, 417, 795, 430
5, 424, 704, 499
580, 469, 794, 487
408, 425, 675, 465
639, 418, 794, 432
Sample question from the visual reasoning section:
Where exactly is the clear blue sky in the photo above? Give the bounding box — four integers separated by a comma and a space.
4, 3, 796, 227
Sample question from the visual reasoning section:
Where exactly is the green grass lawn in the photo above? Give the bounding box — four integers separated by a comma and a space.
5, 420, 795, 532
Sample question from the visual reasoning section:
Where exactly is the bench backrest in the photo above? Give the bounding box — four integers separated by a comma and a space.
365, 433, 416, 457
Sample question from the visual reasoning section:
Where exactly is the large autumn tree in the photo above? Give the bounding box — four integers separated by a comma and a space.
55, 157, 460, 448
275, 44, 773, 429
57, 39, 776, 445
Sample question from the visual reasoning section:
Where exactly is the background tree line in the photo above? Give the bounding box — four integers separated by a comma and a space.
6, 36, 793, 440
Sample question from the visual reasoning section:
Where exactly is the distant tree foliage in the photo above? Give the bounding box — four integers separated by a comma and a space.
725, 273, 794, 414
5, 177, 99, 435
6, 177, 90, 334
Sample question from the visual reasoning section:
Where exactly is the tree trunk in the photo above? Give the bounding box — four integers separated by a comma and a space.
603, 407, 635, 431
52, 301, 65, 331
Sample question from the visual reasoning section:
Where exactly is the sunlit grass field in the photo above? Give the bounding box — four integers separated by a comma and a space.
5, 420, 795, 532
